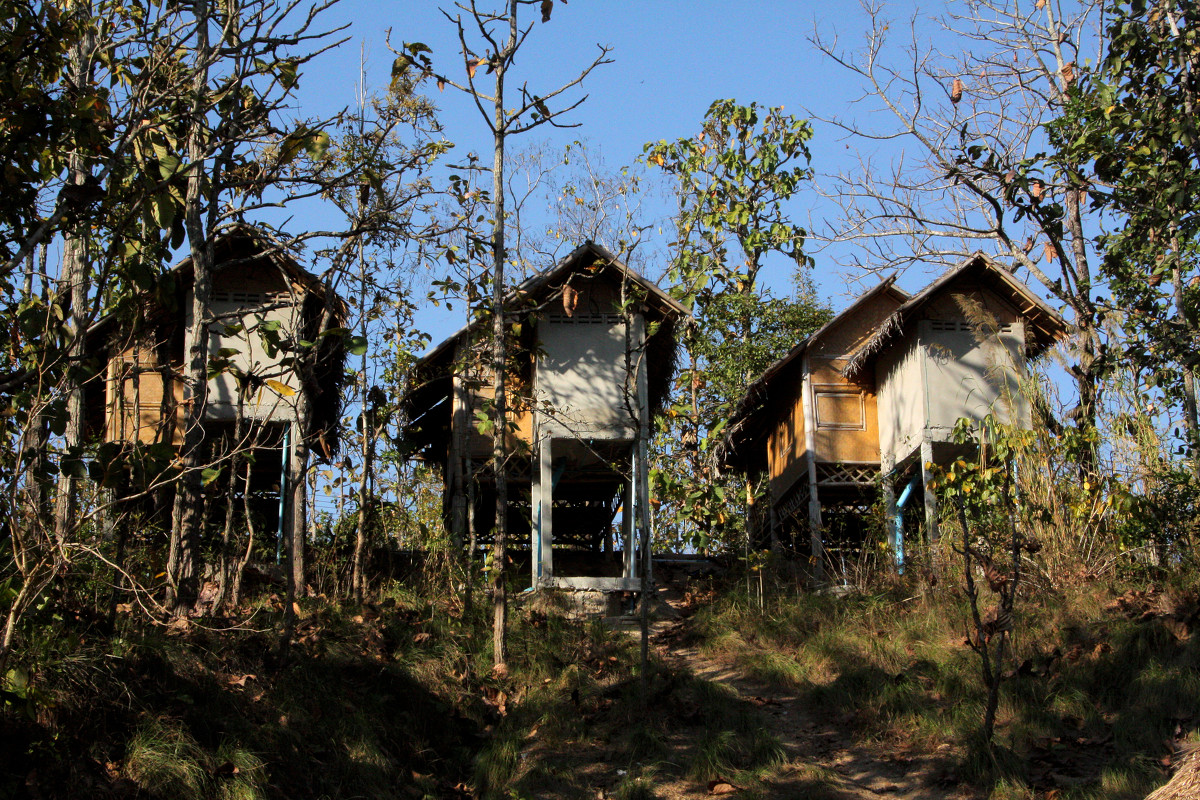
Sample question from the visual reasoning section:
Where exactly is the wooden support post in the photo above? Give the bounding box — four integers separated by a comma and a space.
621, 478, 634, 580
447, 346, 470, 550
767, 502, 780, 552
800, 355, 824, 580
536, 432, 553, 586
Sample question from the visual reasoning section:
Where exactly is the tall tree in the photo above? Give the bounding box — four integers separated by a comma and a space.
810, 1, 1108, 472
1061, 0, 1200, 474
645, 100, 830, 552
412, 0, 610, 667
163, 0, 350, 614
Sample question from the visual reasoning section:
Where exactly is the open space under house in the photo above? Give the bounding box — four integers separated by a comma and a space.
402, 242, 689, 598
718, 253, 1067, 577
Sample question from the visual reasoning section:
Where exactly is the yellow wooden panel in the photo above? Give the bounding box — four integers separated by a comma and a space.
815, 390, 864, 429
768, 394, 808, 503
814, 388, 881, 464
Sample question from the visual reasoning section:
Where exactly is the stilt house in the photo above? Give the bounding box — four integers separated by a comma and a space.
402, 242, 688, 593
84, 224, 346, 527
718, 254, 1066, 572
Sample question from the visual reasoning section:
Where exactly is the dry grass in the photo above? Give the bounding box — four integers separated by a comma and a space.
686, 576, 1199, 798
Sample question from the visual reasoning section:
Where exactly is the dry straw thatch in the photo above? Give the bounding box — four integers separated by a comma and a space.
1145, 745, 1200, 800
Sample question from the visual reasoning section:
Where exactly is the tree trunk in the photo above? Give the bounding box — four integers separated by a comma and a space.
53, 13, 97, 552
168, 0, 216, 614
490, 116, 510, 669
352, 245, 370, 603
213, 399, 246, 612
288, 414, 310, 604
1172, 253, 1200, 477
229, 455, 257, 608
488, 0, 519, 671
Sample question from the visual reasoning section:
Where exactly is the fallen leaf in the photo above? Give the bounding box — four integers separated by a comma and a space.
708, 777, 740, 795
482, 686, 508, 716
413, 632, 432, 644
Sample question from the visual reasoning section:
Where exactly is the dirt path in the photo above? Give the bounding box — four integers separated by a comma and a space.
633, 583, 976, 800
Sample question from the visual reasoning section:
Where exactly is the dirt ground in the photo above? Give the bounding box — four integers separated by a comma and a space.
620, 574, 980, 800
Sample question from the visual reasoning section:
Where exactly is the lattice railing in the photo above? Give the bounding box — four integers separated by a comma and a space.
815, 462, 879, 486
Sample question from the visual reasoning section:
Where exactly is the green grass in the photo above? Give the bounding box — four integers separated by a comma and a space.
122, 719, 267, 800
611, 772, 660, 800
686, 579, 1195, 799
5, 564, 1195, 800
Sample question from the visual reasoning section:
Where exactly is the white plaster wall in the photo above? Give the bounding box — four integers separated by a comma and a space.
536, 317, 634, 437
877, 328, 926, 468
921, 319, 1027, 440
186, 290, 301, 421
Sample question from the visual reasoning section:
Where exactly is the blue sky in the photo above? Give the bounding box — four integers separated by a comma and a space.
274, 1, 1101, 520
285, 0, 952, 345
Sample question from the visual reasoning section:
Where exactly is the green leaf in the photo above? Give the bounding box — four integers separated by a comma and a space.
305, 130, 330, 160
4, 667, 30, 699
277, 59, 299, 90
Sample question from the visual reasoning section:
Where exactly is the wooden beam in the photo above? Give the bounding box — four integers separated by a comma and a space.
536, 430, 553, 586
801, 353, 824, 580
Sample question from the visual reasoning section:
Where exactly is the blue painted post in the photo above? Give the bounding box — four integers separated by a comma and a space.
276, 423, 290, 565
893, 475, 919, 573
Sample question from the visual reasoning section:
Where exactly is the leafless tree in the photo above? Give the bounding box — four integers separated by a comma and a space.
810, 0, 1107, 462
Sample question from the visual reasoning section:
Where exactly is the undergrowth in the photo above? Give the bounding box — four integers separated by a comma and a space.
4, 559, 1197, 800
0, 586, 617, 799
687, 575, 1200, 799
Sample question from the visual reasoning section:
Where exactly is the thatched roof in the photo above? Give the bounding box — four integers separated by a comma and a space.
841, 252, 1067, 380
401, 241, 690, 462
714, 277, 910, 473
